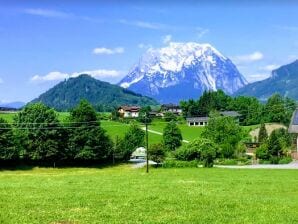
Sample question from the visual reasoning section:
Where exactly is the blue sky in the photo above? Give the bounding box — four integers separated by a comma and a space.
0, 0, 298, 103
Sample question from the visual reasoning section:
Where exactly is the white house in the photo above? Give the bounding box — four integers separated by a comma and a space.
118, 106, 140, 118
161, 104, 182, 115
186, 117, 209, 126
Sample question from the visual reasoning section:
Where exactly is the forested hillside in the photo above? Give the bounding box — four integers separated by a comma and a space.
31, 74, 158, 111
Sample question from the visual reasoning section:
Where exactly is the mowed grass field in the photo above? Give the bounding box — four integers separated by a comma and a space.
0, 166, 298, 224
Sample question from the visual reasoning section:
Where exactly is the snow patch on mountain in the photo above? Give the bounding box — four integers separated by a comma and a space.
119, 42, 247, 103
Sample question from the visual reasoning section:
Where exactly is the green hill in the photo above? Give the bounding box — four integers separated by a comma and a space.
235, 60, 298, 100
31, 74, 158, 111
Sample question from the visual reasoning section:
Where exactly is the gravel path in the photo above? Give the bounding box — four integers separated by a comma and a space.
129, 159, 157, 168
215, 160, 298, 169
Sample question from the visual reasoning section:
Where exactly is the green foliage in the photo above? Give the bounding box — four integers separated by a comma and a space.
278, 157, 292, 164
162, 159, 199, 168
32, 74, 158, 111
198, 90, 232, 116
163, 112, 177, 122
181, 91, 295, 126
200, 140, 218, 168
267, 128, 291, 157
258, 123, 268, 143
228, 96, 262, 125
137, 106, 152, 123
180, 90, 232, 117
263, 94, 296, 125
149, 143, 166, 163
255, 143, 270, 160
175, 141, 201, 161
14, 103, 66, 162
68, 100, 113, 161
0, 118, 17, 160
119, 123, 145, 160
163, 121, 182, 151
175, 138, 219, 167
202, 115, 244, 158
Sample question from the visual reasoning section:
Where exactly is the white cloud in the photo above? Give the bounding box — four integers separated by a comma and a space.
31, 72, 68, 82
30, 69, 125, 83
232, 51, 264, 64
162, 35, 172, 44
93, 47, 124, 55
196, 27, 209, 38
71, 69, 124, 79
0, 78, 3, 84
119, 19, 169, 30
23, 8, 72, 18
260, 64, 280, 72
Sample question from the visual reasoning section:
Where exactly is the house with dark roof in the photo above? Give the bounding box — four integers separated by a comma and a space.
118, 106, 140, 118
186, 117, 209, 126
161, 104, 182, 115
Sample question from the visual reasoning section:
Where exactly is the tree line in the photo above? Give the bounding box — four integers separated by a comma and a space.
180, 90, 296, 125
0, 100, 148, 166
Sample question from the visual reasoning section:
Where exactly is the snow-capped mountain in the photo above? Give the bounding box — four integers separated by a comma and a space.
118, 42, 247, 103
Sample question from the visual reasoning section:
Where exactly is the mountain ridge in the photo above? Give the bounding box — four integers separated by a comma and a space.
235, 60, 298, 100
31, 74, 158, 111
119, 42, 247, 103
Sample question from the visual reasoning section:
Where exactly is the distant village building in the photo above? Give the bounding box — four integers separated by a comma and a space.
118, 106, 140, 118
288, 109, 298, 159
186, 111, 241, 127
161, 104, 182, 115
186, 117, 209, 126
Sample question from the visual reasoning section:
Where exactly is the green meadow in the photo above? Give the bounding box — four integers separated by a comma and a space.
0, 112, 259, 146
0, 166, 298, 224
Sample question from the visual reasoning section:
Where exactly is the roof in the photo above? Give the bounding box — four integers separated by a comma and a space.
161, 104, 181, 109
186, 117, 209, 122
220, 111, 241, 117
119, 106, 140, 112
288, 109, 298, 133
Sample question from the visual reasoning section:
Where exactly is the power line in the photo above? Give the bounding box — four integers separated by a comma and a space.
0, 120, 99, 125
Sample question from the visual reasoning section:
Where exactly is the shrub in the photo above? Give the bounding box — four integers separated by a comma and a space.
149, 143, 166, 164
215, 159, 237, 165
259, 160, 271, 164
270, 156, 280, 164
255, 143, 269, 160
278, 157, 292, 164
175, 138, 219, 167
164, 112, 177, 122
162, 159, 199, 168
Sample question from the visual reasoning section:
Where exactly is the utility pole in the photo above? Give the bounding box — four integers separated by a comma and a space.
145, 112, 149, 173
113, 135, 118, 165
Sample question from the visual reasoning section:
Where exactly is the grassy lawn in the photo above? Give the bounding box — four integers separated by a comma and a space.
148, 120, 204, 142
0, 166, 297, 223
101, 120, 163, 145
0, 112, 17, 122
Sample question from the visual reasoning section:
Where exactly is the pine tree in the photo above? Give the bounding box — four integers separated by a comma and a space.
258, 123, 268, 143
